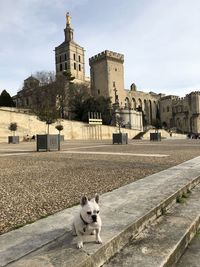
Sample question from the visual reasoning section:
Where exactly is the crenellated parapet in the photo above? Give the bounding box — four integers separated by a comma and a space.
89, 50, 124, 65
173, 97, 184, 104
187, 91, 200, 96
161, 95, 178, 101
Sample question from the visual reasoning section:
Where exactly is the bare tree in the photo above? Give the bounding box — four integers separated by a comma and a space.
34, 71, 56, 86
32, 81, 59, 134
115, 115, 124, 133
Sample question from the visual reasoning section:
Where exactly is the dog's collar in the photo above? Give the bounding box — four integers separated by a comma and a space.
80, 213, 89, 226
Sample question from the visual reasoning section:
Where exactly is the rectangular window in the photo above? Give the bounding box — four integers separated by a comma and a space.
73, 54, 76, 60
60, 55, 62, 62
65, 62, 67, 70
60, 64, 63, 71
74, 63, 76, 70
79, 64, 81, 71
65, 54, 67, 60
78, 55, 81, 62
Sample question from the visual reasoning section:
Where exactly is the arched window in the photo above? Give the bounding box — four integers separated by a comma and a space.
144, 99, 148, 114
137, 98, 142, 111
149, 100, 152, 124
124, 97, 130, 109
132, 98, 136, 110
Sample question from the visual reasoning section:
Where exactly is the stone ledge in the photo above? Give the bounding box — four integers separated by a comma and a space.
104, 184, 200, 267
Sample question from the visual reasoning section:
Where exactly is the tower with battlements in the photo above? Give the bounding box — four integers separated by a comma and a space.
89, 50, 125, 105
55, 13, 85, 82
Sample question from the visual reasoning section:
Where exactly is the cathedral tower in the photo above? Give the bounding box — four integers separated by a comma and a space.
55, 13, 85, 82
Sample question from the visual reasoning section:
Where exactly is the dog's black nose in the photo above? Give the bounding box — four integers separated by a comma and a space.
92, 215, 97, 222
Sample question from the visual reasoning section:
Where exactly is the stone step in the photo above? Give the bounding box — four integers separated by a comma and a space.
103, 184, 200, 267
175, 230, 200, 267
1, 156, 200, 267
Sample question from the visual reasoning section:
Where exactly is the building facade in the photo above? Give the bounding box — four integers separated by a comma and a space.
160, 92, 200, 134
13, 76, 40, 108
13, 13, 200, 135
89, 50, 160, 128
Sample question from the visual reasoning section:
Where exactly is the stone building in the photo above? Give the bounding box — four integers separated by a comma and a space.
88, 48, 200, 134
89, 50, 160, 128
160, 92, 200, 134
13, 76, 40, 108
13, 13, 200, 135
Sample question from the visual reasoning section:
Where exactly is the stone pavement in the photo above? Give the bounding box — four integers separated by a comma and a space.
1, 139, 200, 236
0, 156, 200, 267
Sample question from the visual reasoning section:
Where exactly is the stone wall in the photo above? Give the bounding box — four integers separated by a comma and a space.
159, 92, 200, 134
0, 107, 140, 143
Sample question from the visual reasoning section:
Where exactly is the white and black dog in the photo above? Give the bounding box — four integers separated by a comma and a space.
72, 194, 102, 249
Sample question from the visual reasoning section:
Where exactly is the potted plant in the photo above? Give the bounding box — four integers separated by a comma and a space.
112, 115, 128, 144
8, 122, 19, 144
35, 108, 60, 152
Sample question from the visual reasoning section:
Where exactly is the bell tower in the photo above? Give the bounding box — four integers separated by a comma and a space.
55, 13, 85, 82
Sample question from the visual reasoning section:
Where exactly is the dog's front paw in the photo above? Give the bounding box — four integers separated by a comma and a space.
77, 241, 83, 249
96, 237, 102, 244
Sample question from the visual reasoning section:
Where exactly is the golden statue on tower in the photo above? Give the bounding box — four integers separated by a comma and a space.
66, 12, 71, 26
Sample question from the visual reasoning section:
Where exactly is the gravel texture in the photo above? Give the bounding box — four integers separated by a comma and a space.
0, 139, 200, 235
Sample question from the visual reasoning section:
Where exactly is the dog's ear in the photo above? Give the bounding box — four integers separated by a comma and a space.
95, 193, 100, 204
81, 196, 88, 206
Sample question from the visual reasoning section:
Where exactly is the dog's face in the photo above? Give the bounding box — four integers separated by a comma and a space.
80, 194, 100, 224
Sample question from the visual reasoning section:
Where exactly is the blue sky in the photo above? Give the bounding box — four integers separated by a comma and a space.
1, 0, 200, 97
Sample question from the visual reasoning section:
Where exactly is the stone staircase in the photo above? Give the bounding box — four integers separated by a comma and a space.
132, 131, 146, 139
133, 128, 187, 140
1, 156, 200, 267
103, 184, 200, 267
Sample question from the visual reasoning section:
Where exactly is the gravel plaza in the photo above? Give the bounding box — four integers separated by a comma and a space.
0, 138, 200, 235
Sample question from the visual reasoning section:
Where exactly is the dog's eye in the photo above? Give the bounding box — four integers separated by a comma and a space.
87, 211, 92, 215
97, 211, 99, 214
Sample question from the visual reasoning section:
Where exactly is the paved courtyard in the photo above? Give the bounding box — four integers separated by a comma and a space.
0, 138, 200, 235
